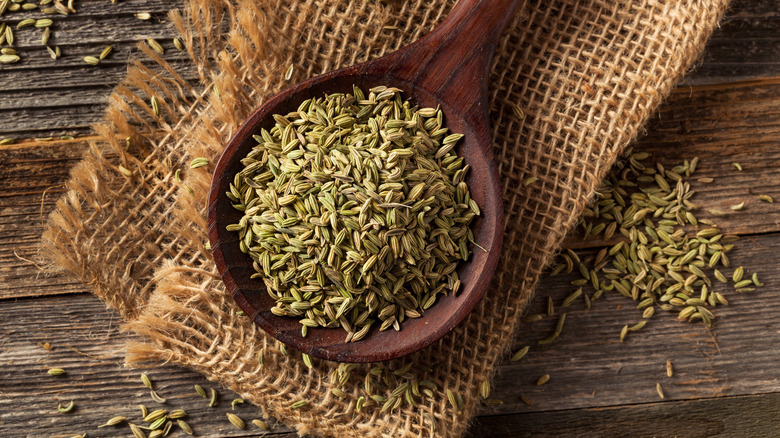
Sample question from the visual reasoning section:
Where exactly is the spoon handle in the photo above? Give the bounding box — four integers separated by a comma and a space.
433, 0, 527, 50
384, 0, 525, 132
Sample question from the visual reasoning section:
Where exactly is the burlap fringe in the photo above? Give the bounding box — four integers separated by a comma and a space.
41, 0, 729, 437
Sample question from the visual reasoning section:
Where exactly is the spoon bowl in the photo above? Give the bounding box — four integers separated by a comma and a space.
208, 0, 523, 362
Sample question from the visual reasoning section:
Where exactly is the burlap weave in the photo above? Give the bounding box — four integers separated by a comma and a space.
41, 0, 728, 436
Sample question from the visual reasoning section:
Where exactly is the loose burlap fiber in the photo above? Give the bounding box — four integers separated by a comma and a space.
41, 0, 728, 436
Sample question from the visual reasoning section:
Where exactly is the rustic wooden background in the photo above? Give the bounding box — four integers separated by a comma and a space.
1, 0, 779, 437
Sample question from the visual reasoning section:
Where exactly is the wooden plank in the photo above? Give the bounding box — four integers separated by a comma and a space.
467, 392, 780, 437
1, 228, 779, 435
683, 0, 780, 85
0, 0, 202, 139
0, 139, 90, 299
0, 293, 297, 437
1, 78, 775, 296
0, 0, 777, 139
562, 78, 780, 248
2, 79, 779, 297
0, 58, 199, 139
483, 230, 779, 414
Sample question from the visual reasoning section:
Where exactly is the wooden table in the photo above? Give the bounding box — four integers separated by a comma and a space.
2, 1, 778, 436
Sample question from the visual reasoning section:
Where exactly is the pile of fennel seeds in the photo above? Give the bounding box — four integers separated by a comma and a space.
497, 151, 765, 406
226, 85, 480, 342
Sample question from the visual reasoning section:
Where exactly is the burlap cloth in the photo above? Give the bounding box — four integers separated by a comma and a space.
41, 0, 728, 436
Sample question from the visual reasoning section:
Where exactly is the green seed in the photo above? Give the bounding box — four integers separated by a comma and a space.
149, 390, 166, 404
168, 409, 187, 419
143, 409, 167, 422
194, 384, 207, 398
178, 419, 193, 435
561, 288, 582, 307
302, 353, 313, 368
98, 416, 126, 427
135, 12, 151, 20
445, 389, 458, 410
58, 401, 75, 413
757, 195, 773, 203
150, 96, 159, 116
511, 103, 525, 119
510, 345, 529, 362
83, 56, 100, 66
480, 380, 490, 399
732, 266, 744, 283
141, 373, 152, 389
554, 313, 566, 335
252, 419, 270, 430
148, 416, 166, 430
47, 368, 66, 375
99, 45, 113, 60
522, 313, 545, 323
147, 38, 164, 54
733, 162, 742, 171
536, 374, 550, 386
208, 388, 218, 407
130, 423, 146, 438
734, 279, 753, 289
189, 157, 208, 169
284, 64, 294, 81
290, 400, 307, 409
231, 398, 244, 409
16, 18, 35, 28
0, 54, 20, 64
226, 412, 245, 429
656, 382, 665, 399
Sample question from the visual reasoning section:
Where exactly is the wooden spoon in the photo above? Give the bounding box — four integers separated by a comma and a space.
208, 0, 523, 363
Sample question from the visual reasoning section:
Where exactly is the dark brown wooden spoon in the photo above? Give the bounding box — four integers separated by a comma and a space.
208, 0, 523, 363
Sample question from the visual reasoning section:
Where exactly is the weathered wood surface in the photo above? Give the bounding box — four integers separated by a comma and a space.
5, 79, 778, 300
0, 0, 200, 139
468, 392, 780, 437
0, 294, 297, 438
685, 1, 780, 86
487, 232, 780, 414
0, 0, 778, 139
2, 0, 780, 436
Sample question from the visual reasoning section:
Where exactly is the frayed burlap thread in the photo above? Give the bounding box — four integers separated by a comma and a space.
41, 0, 729, 437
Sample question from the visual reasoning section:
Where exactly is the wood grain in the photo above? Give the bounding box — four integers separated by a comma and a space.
0, 293, 296, 437
0, 140, 90, 299
1, 235, 778, 435
468, 392, 780, 437
684, 1, 780, 86
3, 79, 775, 298
0, 0, 199, 139
1, 0, 779, 436
0, 0, 776, 139
485, 231, 780, 415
